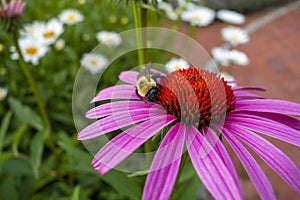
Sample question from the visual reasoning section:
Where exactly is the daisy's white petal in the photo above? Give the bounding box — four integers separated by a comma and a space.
96, 31, 122, 47
80, 53, 108, 74
230, 49, 249, 65
217, 9, 245, 24
181, 6, 215, 27
165, 57, 189, 72
211, 47, 231, 66
58, 9, 84, 25
221, 26, 249, 46
219, 72, 236, 87
0, 87, 8, 101
18, 38, 49, 65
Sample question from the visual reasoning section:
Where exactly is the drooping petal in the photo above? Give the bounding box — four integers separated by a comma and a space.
202, 127, 243, 197
226, 124, 300, 194
233, 91, 264, 99
91, 85, 139, 103
118, 70, 138, 85
92, 115, 177, 175
186, 126, 242, 200
232, 86, 266, 91
235, 99, 300, 116
221, 128, 276, 200
226, 113, 300, 146
142, 122, 185, 200
86, 101, 158, 119
78, 108, 165, 140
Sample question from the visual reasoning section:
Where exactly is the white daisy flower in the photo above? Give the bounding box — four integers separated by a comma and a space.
0, 87, 8, 101
181, 6, 215, 27
38, 19, 64, 45
230, 49, 249, 66
54, 39, 65, 51
221, 26, 249, 46
217, 9, 245, 24
219, 72, 236, 86
20, 21, 44, 38
18, 38, 49, 65
96, 31, 122, 47
211, 47, 232, 66
158, 1, 179, 21
158, 1, 173, 12
81, 53, 108, 74
165, 57, 190, 72
212, 47, 249, 66
58, 9, 84, 25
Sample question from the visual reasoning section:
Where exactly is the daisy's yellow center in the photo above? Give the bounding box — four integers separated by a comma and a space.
191, 15, 201, 22
175, 65, 180, 70
67, 15, 76, 22
231, 34, 239, 43
104, 36, 113, 43
43, 31, 55, 38
90, 59, 97, 66
25, 47, 38, 55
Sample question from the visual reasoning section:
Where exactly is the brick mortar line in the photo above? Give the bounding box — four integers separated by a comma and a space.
245, 0, 300, 34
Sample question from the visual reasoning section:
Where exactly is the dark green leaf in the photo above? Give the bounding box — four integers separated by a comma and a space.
103, 169, 142, 200
8, 97, 44, 130
30, 129, 49, 178
0, 112, 12, 162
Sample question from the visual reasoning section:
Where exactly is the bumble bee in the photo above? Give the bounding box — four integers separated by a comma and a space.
135, 66, 162, 102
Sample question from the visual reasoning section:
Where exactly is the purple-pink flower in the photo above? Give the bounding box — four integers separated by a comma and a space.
78, 68, 300, 199
0, 0, 26, 18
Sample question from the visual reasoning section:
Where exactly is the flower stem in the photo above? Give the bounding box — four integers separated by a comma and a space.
132, 2, 144, 67
169, 151, 189, 199
12, 35, 51, 130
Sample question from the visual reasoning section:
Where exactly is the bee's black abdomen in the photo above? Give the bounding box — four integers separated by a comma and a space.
146, 87, 160, 102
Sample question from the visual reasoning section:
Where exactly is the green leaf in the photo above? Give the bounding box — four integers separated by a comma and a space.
0, 112, 12, 162
30, 129, 49, 178
174, 176, 201, 200
0, 175, 18, 200
103, 169, 142, 200
71, 186, 80, 200
12, 124, 27, 155
8, 97, 44, 130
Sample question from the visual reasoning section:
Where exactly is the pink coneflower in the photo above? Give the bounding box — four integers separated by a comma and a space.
78, 68, 300, 199
0, 0, 26, 18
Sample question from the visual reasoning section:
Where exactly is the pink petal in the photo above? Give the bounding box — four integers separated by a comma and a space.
91, 85, 139, 103
221, 128, 276, 200
226, 113, 300, 146
232, 86, 266, 91
202, 127, 243, 197
86, 101, 158, 119
142, 122, 185, 200
234, 91, 264, 99
186, 126, 242, 200
118, 70, 138, 85
226, 124, 300, 194
92, 115, 176, 175
235, 99, 300, 116
78, 108, 166, 140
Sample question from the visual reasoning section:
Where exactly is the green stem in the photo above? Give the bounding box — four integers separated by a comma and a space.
169, 151, 189, 200
132, 1, 152, 163
11, 35, 59, 162
12, 36, 51, 130
132, 2, 144, 67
